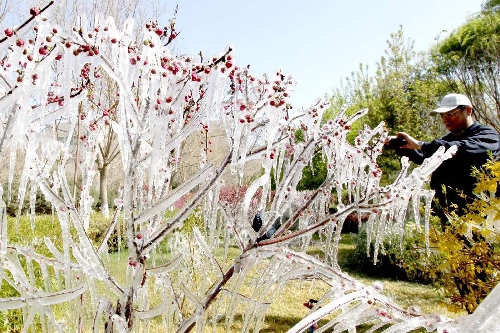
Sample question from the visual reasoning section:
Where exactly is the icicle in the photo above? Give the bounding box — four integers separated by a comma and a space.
111, 314, 128, 333
422, 190, 435, 255
134, 164, 214, 226
0, 186, 7, 255
241, 173, 270, 228
29, 182, 37, 230
137, 292, 169, 319
372, 210, 388, 264
288, 290, 367, 333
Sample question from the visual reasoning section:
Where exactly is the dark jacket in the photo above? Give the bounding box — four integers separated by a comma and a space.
395, 122, 500, 221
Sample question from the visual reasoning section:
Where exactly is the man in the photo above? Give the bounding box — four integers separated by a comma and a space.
387, 93, 500, 227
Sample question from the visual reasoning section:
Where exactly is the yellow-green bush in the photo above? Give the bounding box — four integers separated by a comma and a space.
431, 159, 500, 314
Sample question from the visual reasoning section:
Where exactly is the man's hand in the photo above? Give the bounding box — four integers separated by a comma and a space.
385, 132, 421, 150
385, 136, 406, 149
394, 132, 421, 150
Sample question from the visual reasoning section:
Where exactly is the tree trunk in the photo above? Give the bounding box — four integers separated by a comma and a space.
99, 167, 110, 217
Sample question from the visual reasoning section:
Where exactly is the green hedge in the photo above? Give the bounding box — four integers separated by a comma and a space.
345, 222, 445, 284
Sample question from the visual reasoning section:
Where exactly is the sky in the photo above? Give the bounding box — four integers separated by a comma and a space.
169, 0, 484, 110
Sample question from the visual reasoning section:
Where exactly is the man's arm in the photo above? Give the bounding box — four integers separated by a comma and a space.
386, 132, 428, 165
423, 126, 500, 159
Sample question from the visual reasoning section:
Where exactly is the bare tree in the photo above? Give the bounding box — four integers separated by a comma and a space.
59, 0, 169, 214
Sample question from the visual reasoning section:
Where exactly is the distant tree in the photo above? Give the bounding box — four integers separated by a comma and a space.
434, 10, 500, 132
482, 0, 500, 12
89, 81, 121, 216
296, 152, 327, 190
51, 0, 168, 215
369, 27, 447, 140
329, 27, 448, 184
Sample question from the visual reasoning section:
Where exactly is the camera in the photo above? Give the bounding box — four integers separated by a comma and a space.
386, 137, 407, 149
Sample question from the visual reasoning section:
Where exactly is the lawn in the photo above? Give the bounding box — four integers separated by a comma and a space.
257, 234, 465, 332
4, 215, 466, 332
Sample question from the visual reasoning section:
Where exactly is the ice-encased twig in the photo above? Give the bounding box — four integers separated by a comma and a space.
288, 290, 368, 333
444, 282, 500, 333
134, 164, 214, 226
0, 195, 6, 256
0, 283, 87, 310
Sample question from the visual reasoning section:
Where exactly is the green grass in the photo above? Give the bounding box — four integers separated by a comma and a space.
90, 237, 462, 332
256, 234, 466, 332
4, 215, 466, 332
337, 234, 464, 318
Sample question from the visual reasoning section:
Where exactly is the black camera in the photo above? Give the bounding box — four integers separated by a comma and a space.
386, 137, 407, 149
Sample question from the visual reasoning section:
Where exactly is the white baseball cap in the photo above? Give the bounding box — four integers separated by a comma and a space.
430, 93, 472, 115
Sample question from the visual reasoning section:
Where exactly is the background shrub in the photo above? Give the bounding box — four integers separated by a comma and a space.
87, 213, 127, 252
5, 186, 52, 217
345, 222, 444, 284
